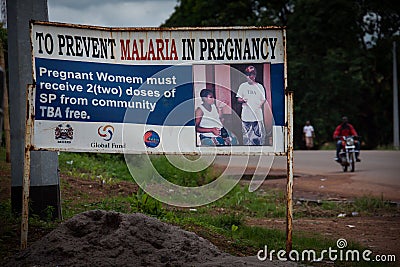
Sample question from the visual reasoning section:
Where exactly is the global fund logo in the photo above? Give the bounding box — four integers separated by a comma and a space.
98, 125, 114, 141
91, 125, 126, 150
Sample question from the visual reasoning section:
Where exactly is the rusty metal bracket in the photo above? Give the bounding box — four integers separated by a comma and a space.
21, 84, 34, 249
286, 90, 294, 253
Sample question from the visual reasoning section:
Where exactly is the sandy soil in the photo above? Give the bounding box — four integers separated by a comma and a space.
4, 210, 295, 267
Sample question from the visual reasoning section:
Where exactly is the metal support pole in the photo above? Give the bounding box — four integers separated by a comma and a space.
7, 0, 61, 221
393, 41, 399, 149
21, 85, 34, 249
286, 90, 294, 253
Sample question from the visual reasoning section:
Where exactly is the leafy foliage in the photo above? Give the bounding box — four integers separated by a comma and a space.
163, 0, 258, 26
129, 187, 165, 217
163, 0, 400, 149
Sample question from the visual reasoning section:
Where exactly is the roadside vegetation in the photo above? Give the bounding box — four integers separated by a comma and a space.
162, 0, 400, 150
0, 150, 398, 266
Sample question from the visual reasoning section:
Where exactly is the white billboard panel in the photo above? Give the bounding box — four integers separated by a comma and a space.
30, 21, 287, 155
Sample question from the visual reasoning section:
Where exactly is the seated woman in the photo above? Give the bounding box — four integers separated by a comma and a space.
195, 89, 237, 146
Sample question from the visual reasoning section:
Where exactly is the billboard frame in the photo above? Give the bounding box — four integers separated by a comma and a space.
22, 22, 293, 252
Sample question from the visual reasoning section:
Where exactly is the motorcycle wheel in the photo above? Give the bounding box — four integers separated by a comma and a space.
350, 153, 355, 172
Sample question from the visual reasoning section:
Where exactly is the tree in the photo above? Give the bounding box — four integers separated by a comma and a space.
287, 0, 365, 147
162, 0, 258, 27
163, 0, 400, 148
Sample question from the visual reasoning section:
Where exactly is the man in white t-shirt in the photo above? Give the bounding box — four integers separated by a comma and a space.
303, 120, 315, 149
237, 66, 267, 145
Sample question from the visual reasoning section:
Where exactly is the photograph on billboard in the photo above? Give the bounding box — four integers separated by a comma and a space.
193, 63, 277, 147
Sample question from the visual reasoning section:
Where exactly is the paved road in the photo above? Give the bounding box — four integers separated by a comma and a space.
215, 150, 400, 187
273, 150, 400, 186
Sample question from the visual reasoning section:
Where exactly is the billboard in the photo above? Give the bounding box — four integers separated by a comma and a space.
30, 21, 287, 155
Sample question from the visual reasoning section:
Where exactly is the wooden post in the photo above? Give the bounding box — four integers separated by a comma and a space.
0, 42, 10, 162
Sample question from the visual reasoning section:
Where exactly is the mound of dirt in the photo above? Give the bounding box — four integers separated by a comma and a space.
5, 210, 295, 266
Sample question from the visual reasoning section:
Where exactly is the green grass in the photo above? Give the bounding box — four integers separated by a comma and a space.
59, 152, 133, 182
0, 201, 20, 260
57, 153, 398, 255
149, 155, 218, 187
294, 196, 396, 218
60, 152, 220, 187
1, 150, 398, 266
352, 196, 394, 213
202, 185, 287, 218
123, 154, 221, 187
0, 201, 59, 261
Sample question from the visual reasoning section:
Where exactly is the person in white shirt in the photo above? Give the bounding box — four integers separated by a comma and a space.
195, 89, 237, 146
303, 120, 315, 150
237, 65, 267, 145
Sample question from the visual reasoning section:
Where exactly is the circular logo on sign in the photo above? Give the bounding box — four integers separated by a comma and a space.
144, 130, 160, 148
98, 125, 114, 141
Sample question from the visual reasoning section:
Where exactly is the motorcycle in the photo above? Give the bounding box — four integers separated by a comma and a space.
337, 136, 359, 172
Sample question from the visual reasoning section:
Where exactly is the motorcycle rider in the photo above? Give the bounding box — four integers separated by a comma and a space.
333, 116, 361, 162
